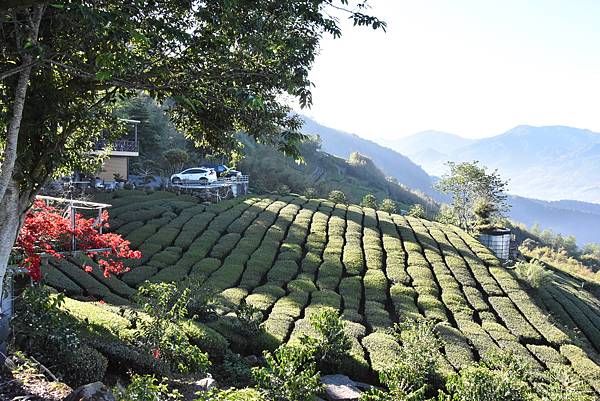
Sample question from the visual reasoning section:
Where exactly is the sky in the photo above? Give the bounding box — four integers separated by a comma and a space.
298, 0, 600, 140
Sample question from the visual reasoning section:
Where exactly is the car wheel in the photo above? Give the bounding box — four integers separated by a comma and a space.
172, 177, 181, 185
200, 177, 208, 185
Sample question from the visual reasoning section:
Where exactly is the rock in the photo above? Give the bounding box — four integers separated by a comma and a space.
354, 381, 381, 392
320, 375, 362, 401
243, 355, 260, 365
64, 382, 115, 401
195, 375, 217, 392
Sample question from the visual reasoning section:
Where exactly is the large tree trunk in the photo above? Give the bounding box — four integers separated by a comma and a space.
0, 55, 33, 206
0, 4, 45, 208
0, 178, 34, 357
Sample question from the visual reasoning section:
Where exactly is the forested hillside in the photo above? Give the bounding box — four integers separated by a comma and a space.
300, 117, 437, 198
42, 191, 600, 397
238, 136, 436, 212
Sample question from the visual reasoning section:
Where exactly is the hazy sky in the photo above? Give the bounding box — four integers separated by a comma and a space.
298, 0, 600, 140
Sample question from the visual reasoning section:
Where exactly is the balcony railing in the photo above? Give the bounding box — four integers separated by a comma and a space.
94, 139, 139, 153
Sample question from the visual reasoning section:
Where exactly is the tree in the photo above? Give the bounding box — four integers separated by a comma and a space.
407, 204, 426, 218
328, 190, 347, 204
435, 161, 509, 232
360, 194, 378, 209
0, 2, 386, 282
162, 148, 190, 177
379, 198, 397, 214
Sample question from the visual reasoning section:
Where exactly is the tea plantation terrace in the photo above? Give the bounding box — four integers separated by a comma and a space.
41, 190, 600, 394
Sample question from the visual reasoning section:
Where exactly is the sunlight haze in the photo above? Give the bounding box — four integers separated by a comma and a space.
301, 0, 600, 140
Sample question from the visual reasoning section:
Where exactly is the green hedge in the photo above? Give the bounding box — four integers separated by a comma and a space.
148, 247, 182, 269
266, 260, 299, 287
41, 262, 84, 295
210, 233, 242, 259
180, 320, 229, 361
435, 323, 474, 370
52, 259, 113, 300
361, 332, 401, 373
316, 261, 342, 290
364, 301, 391, 332
189, 258, 222, 280
364, 270, 388, 304
560, 344, 600, 393
339, 276, 362, 311
121, 265, 159, 287
488, 296, 541, 342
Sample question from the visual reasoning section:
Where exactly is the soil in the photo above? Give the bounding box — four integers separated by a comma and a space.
0, 366, 71, 401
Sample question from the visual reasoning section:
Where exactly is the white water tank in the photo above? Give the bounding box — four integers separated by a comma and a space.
479, 228, 512, 261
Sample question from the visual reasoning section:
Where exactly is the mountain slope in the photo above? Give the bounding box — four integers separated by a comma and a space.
402, 125, 600, 203
300, 117, 436, 196
508, 196, 600, 244
237, 137, 436, 210
43, 191, 600, 393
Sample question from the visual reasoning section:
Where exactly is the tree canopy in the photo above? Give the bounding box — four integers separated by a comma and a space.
0, 1, 386, 279
435, 161, 509, 233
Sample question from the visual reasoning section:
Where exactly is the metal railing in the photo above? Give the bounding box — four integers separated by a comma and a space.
170, 175, 249, 188
94, 139, 139, 152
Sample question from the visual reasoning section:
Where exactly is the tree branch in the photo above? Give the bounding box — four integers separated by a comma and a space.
0, 0, 48, 12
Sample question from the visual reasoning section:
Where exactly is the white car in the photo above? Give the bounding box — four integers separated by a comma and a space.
171, 167, 218, 185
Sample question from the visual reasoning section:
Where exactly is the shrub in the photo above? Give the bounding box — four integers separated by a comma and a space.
360, 194, 378, 209
196, 388, 265, 401
303, 187, 318, 199
114, 373, 182, 401
62, 344, 109, 388
13, 287, 108, 387
133, 282, 210, 375
328, 190, 347, 204
252, 345, 322, 401
514, 260, 553, 288
407, 204, 426, 218
299, 307, 351, 372
180, 320, 229, 361
443, 353, 534, 401
379, 198, 397, 214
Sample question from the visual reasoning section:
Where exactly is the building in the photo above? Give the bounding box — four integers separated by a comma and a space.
91, 119, 140, 182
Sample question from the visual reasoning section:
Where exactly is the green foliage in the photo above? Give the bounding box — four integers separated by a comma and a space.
196, 388, 265, 401
13, 287, 109, 387
133, 282, 210, 375
299, 307, 351, 372
361, 194, 378, 209
435, 161, 509, 232
379, 198, 397, 214
277, 184, 291, 195
328, 190, 347, 204
304, 187, 318, 199
252, 345, 322, 401
514, 260, 553, 288
114, 374, 182, 401
407, 204, 426, 218
443, 353, 534, 401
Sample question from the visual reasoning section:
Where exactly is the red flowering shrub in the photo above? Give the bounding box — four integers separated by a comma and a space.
15, 200, 141, 281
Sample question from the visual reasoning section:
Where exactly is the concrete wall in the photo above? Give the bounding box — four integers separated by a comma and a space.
98, 156, 128, 181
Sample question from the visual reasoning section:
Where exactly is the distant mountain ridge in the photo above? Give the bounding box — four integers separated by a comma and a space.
507, 196, 600, 245
300, 117, 436, 197
392, 125, 600, 203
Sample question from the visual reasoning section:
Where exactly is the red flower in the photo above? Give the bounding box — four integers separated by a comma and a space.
152, 348, 161, 359
15, 200, 142, 281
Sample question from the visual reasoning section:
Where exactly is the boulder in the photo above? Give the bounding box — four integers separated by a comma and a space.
320, 374, 362, 401
64, 382, 115, 401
